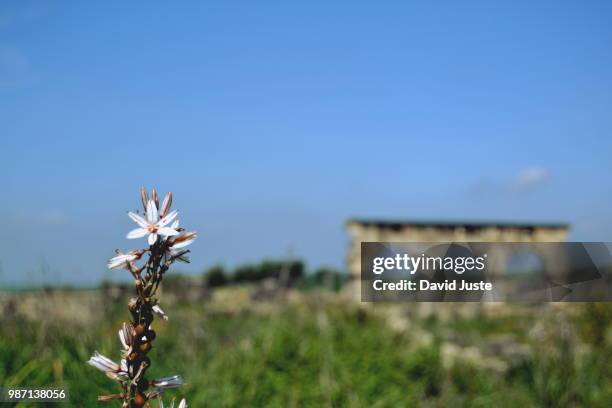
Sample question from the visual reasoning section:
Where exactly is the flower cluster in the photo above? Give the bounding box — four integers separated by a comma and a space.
88, 188, 195, 407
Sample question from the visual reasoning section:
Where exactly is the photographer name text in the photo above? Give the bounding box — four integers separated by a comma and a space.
372, 279, 492, 291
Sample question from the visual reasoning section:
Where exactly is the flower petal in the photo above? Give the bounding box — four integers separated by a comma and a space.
127, 228, 148, 239
152, 375, 184, 389
128, 212, 149, 228
146, 199, 159, 224
148, 232, 158, 245
118, 323, 133, 350
158, 210, 178, 227
152, 304, 168, 320
172, 232, 196, 249
158, 227, 179, 237
87, 351, 120, 373
108, 254, 128, 269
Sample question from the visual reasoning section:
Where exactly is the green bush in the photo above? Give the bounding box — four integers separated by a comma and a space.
205, 265, 228, 287
233, 259, 304, 283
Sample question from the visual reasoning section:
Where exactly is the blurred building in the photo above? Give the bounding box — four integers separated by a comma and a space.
345, 219, 570, 301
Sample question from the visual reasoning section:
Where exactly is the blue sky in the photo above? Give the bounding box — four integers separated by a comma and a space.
1, 1, 611, 286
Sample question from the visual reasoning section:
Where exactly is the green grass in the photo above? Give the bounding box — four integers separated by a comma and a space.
0, 291, 610, 407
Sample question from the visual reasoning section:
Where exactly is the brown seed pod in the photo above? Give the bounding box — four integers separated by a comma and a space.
139, 341, 152, 353
132, 393, 147, 407
134, 324, 146, 337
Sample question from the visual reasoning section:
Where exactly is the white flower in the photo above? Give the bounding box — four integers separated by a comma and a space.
127, 200, 179, 245
87, 351, 128, 381
164, 220, 196, 263
152, 304, 168, 320
164, 230, 197, 263
171, 231, 197, 250
152, 375, 185, 390
107, 250, 143, 270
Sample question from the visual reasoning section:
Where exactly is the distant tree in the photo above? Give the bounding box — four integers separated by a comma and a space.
205, 265, 228, 287
233, 264, 261, 283
233, 259, 304, 283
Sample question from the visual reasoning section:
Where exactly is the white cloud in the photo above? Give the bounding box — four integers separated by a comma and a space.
509, 167, 550, 193
468, 166, 551, 198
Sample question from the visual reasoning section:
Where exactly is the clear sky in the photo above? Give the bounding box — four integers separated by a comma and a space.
1, 1, 611, 286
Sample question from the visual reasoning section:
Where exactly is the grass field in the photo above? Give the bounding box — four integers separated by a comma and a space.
0, 287, 611, 407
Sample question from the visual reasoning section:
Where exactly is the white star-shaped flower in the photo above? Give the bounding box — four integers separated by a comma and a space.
127, 200, 179, 245
107, 250, 144, 270
86, 351, 128, 381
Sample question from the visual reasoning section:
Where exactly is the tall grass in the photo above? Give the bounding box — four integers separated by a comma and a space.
0, 291, 610, 407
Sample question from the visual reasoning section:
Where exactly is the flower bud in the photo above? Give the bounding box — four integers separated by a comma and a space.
140, 187, 148, 211
160, 192, 173, 217
139, 341, 152, 354
151, 188, 159, 209
134, 324, 146, 337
